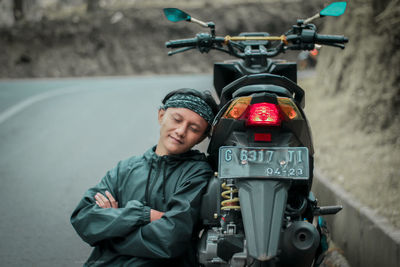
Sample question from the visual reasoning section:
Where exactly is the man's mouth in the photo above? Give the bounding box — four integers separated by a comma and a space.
169, 135, 184, 144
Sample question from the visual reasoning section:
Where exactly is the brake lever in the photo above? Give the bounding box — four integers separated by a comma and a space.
330, 43, 346, 49
168, 46, 196, 56
316, 43, 345, 49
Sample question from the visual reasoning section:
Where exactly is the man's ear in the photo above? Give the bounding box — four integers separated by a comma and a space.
158, 108, 166, 124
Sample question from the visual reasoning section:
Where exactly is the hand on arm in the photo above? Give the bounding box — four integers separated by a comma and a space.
96, 191, 164, 222
95, 191, 119, 209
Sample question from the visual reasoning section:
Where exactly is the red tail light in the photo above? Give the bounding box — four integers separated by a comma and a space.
246, 102, 281, 126
222, 96, 302, 126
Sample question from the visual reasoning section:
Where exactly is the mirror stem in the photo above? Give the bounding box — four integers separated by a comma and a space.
304, 13, 320, 24
190, 17, 209, 28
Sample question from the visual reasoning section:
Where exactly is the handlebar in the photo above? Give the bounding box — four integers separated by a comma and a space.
165, 28, 348, 57
166, 38, 198, 48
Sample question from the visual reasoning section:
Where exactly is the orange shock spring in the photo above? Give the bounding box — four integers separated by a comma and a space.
221, 182, 240, 210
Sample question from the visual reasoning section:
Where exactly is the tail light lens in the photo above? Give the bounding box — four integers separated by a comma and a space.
222, 96, 303, 126
246, 102, 281, 126
223, 97, 252, 119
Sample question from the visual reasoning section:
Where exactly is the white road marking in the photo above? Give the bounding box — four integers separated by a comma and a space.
0, 87, 83, 125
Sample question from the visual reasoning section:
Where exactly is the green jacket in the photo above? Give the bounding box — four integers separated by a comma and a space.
71, 146, 213, 266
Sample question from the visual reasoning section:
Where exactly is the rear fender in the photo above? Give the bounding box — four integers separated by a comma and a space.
236, 179, 290, 261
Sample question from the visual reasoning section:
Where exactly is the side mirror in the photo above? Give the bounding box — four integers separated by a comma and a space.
163, 8, 191, 22
163, 8, 209, 28
320, 2, 347, 17
304, 2, 347, 24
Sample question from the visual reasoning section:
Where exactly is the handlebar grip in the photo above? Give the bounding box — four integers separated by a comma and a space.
316, 205, 343, 215
165, 38, 198, 48
315, 34, 348, 44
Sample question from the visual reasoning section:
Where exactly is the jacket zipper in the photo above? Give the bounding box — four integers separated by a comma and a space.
147, 159, 162, 206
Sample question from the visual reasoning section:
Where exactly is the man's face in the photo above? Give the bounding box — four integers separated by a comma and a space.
156, 107, 209, 156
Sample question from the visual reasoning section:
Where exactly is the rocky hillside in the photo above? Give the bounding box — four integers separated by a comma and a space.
308, 0, 400, 227
0, 0, 322, 78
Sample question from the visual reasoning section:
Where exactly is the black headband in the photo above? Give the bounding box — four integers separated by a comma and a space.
162, 94, 214, 124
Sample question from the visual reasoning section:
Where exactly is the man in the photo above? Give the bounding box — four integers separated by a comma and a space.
71, 88, 218, 266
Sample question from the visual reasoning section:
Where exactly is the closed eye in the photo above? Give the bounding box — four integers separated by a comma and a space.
190, 126, 200, 133
172, 115, 182, 123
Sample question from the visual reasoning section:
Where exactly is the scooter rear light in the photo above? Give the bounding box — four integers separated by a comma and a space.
246, 102, 281, 126
222, 96, 252, 119
222, 96, 303, 125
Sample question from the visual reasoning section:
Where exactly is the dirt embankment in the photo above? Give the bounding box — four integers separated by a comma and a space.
306, 0, 400, 228
0, 1, 322, 78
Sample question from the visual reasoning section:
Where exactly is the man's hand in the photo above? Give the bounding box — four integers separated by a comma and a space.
150, 209, 165, 222
95, 191, 118, 209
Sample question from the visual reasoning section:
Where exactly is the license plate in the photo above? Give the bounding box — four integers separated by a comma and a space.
218, 146, 309, 180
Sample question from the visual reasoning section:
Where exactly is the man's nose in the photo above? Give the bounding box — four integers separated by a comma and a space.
175, 124, 186, 137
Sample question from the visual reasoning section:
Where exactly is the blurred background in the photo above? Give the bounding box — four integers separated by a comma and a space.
0, 0, 329, 77
0, 0, 399, 266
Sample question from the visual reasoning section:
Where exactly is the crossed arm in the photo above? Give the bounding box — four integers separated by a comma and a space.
71, 161, 211, 258
95, 191, 164, 222
89, 175, 208, 258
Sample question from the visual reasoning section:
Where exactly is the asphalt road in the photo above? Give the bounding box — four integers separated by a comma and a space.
0, 75, 214, 266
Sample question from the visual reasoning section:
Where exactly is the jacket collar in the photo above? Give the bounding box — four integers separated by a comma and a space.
143, 145, 207, 162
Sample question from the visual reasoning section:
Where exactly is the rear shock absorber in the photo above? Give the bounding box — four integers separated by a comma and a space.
221, 180, 240, 211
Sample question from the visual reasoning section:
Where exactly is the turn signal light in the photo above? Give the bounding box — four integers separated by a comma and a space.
223, 96, 252, 119
277, 97, 302, 120
247, 102, 281, 126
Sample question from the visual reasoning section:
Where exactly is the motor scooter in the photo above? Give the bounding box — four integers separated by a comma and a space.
164, 2, 348, 266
